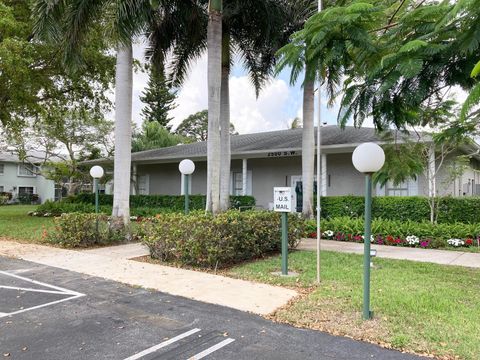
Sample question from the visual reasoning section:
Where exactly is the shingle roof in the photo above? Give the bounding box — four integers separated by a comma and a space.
131, 126, 382, 163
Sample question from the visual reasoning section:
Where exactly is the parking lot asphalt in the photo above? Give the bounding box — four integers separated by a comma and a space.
0, 256, 424, 360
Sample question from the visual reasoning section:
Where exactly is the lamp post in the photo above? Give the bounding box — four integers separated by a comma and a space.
90, 165, 104, 233
179, 159, 195, 214
352, 142, 385, 320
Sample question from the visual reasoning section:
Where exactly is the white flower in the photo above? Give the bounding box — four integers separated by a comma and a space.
406, 235, 419, 245
323, 230, 334, 238
447, 238, 464, 247
361, 235, 375, 242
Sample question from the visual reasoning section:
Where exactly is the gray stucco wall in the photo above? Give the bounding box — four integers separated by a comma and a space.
136, 154, 367, 209
133, 150, 480, 210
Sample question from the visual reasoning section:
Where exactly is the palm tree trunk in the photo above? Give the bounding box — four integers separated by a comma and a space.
112, 43, 133, 226
219, 30, 231, 211
206, 1, 222, 214
302, 68, 315, 219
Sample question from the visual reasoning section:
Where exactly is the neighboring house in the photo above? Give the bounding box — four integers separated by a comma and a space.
92, 126, 480, 211
0, 152, 57, 204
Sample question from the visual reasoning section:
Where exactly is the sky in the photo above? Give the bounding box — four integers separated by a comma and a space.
131, 44, 341, 135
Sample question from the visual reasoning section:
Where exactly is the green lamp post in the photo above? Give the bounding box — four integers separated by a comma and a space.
90, 165, 104, 233
352, 142, 385, 320
179, 159, 195, 214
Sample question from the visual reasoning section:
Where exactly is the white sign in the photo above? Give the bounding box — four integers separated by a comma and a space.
273, 187, 292, 212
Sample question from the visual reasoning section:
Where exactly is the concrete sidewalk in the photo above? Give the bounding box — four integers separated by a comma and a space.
0, 240, 297, 315
298, 238, 480, 268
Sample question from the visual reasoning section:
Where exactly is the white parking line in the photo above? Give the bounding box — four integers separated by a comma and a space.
187, 338, 235, 360
0, 270, 83, 296
0, 270, 85, 318
123, 328, 202, 360
0, 285, 73, 295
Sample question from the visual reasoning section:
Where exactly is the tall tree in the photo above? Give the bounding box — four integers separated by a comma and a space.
160, 0, 287, 212
8, 107, 114, 196
275, 0, 318, 218
206, 0, 223, 213
35, 0, 202, 224
140, 64, 177, 129
175, 110, 237, 141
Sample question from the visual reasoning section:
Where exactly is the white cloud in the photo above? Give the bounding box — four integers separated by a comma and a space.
131, 51, 297, 134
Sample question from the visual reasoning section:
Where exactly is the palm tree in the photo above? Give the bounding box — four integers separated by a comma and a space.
206, 0, 223, 213
275, 0, 317, 218
155, 0, 286, 212
34, 0, 203, 224
33, 0, 154, 226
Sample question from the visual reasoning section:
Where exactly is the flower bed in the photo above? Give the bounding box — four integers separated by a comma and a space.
307, 217, 480, 249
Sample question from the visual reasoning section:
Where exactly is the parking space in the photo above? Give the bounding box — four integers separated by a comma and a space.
0, 257, 423, 359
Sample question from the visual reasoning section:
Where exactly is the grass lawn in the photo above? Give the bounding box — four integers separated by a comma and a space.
0, 205, 54, 242
227, 250, 480, 360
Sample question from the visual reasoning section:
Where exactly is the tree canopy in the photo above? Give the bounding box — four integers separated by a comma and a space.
277, 0, 480, 131
0, 0, 115, 133
175, 110, 238, 141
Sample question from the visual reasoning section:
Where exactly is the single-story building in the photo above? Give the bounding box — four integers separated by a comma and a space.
96, 126, 480, 211
0, 152, 57, 203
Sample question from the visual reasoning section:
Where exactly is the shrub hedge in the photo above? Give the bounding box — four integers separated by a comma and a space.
318, 196, 480, 224
35, 194, 255, 216
33, 201, 177, 217
311, 216, 480, 249
46, 213, 127, 247
65, 193, 255, 210
141, 210, 307, 268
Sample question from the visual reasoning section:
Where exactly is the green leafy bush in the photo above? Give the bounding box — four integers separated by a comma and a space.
46, 213, 127, 247
318, 196, 480, 224
35, 200, 177, 217
316, 216, 480, 249
141, 210, 307, 268
61, 193, 256, 211
18, 193, 39, 204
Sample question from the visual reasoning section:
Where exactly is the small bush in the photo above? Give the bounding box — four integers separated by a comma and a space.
141, 210, 307, 268
0, 195, 9, 205
46, 213, 127, 247
18, 193, 39, 204
315, 216, 480, 249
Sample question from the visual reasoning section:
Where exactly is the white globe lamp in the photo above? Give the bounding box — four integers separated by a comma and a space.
351, 142, 385, 321
352, 143, 385, 174
179, 159, 195, 214
89, 165, 104, 179
179, 159, 195, 175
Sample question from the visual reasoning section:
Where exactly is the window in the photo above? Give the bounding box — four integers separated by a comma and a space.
0, 164, 4, 175
18, 163, 37, 177
386, 181, 408, 196
232, 172, 253, 196
233, 172, 243, 196
18, 186, 35, 195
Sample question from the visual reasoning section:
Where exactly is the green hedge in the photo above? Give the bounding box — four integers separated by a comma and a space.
313, 216, 480, 249
318, 196, 480, 224
34, 201, 178, 217
64, 193, 255, 211
141, 210, 307, 268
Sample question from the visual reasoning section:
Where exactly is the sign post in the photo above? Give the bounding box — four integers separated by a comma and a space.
274, 187, 292, 276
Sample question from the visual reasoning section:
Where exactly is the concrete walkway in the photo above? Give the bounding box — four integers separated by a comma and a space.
0, 240, 297, 315
298, 238, 480, 268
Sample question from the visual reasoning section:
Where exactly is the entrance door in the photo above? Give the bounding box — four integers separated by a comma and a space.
291, 175, 318, 213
